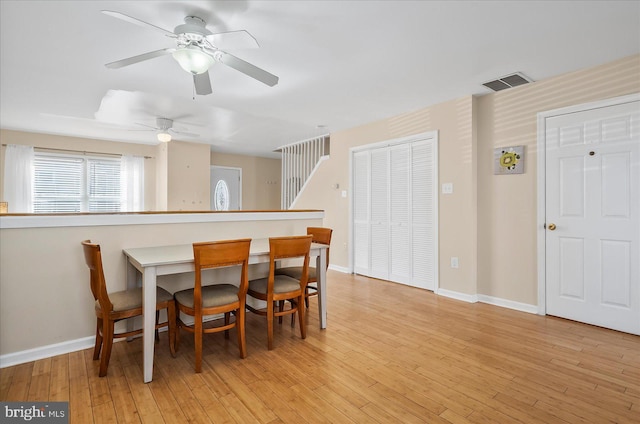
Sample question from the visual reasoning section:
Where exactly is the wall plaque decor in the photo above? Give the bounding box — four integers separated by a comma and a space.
494, 145, 524, 175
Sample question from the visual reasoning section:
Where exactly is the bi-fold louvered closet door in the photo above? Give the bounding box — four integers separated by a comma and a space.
352, 132, 438, 290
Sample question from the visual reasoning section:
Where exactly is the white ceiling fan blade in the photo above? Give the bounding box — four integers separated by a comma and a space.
212, 50, 279, 87
194, 72, 213, 95
206, 30, 259, 50
105, 48, 175, 69
101, 10, 176, 38
169, 128, 199, 138
133, 122, 158, 131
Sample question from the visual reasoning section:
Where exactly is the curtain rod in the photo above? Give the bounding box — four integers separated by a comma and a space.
2, 144, 152, 159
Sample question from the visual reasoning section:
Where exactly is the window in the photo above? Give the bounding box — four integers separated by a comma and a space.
214, 179, 230, 211
33, 153, 128, 213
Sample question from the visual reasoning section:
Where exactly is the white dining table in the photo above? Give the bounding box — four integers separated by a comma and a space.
123, 238, 328, 383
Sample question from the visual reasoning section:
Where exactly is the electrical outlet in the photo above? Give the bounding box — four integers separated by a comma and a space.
450, 257, 459, 268
442, 183, 454, 194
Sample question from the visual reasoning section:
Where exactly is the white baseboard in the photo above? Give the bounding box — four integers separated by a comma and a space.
477, 294, 538, 314
328, 264, 350, 273
435, 288, 479, 303
435, 288, 537, 314
0, 315, 223, 369
0, 336, 95, 368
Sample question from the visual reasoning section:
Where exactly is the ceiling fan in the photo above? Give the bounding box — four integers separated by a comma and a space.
134, 117, 199, 142
102, 10, 279, 95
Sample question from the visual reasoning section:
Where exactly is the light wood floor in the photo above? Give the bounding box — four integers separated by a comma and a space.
2, 271, 639, 423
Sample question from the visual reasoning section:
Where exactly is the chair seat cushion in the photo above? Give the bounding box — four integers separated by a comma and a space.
174, 284, 239, 309
249, 275, 302, 295
96, 287, 173, 312
275, 266, 317, 281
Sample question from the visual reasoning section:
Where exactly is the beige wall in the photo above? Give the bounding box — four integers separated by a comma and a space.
155, 142, 168, 210
167, 141, 211, 211
295, 54, 640, 304
476, 54, 640, 305
211, 152, 281, 210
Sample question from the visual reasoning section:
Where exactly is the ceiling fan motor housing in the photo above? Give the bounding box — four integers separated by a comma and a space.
175, 16, 212, 44
156, 118, 173, 130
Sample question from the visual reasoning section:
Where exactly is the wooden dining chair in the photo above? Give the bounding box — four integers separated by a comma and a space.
81, 240, 177, 378
173, 238, 251, 373
246, 235, 312, 350
276, 227, 332, 308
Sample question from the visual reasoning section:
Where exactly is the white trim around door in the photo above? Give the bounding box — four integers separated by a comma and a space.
536, 93, 640, 318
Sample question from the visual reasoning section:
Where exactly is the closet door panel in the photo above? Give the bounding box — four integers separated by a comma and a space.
389, 144, 411, 283
369, 148, 389, 280
411, 140, 436, 289
353, 151, 370, 275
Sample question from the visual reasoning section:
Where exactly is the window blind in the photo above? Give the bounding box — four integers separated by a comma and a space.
33, 155, 84, 213
88, 159, 120, 212
33, 153, 123, 213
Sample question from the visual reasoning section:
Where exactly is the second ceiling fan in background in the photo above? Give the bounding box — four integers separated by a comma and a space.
135, 117, 198, 142
102, 10, 279, 95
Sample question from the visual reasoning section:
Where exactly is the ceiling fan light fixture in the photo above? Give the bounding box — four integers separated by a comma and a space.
157, 131, 172, 142
172, 45, 214, 75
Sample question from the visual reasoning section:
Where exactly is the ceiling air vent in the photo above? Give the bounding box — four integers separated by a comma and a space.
482, 72, 533, 92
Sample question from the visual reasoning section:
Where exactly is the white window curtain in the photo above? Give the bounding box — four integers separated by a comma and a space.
120, 155, 144, 212
3, 144, 34, 213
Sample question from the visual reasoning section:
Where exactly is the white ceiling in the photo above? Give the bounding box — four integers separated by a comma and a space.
1, 1, 639, 158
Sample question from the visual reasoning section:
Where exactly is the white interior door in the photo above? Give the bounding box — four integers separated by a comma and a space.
544, 99, 639, 334
211, 166, 241, 211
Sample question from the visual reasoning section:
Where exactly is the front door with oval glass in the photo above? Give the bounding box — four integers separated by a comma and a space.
210, 166, 241, 211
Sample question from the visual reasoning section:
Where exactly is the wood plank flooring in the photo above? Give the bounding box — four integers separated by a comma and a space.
2, 271, 639, 423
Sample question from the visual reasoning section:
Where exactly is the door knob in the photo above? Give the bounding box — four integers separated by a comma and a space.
548, 223, 556, 231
